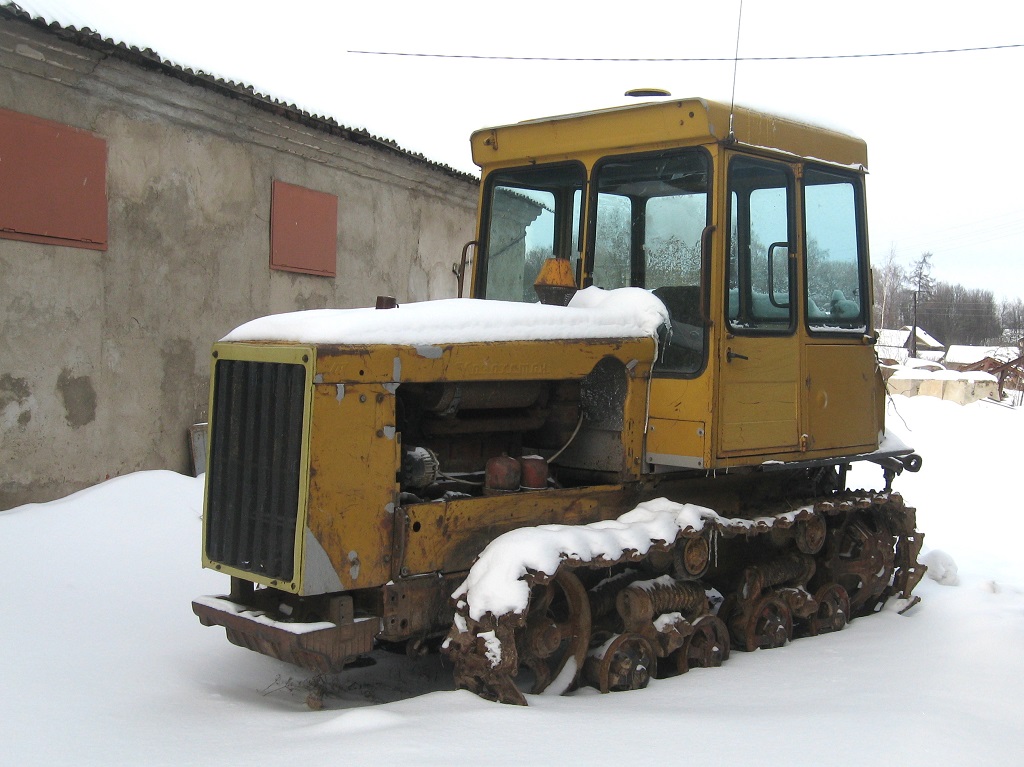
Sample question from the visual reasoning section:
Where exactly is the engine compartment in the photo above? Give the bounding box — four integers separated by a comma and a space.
395, 356, 632, 501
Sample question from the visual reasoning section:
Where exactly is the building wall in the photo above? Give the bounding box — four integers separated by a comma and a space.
0, 18, 480, 508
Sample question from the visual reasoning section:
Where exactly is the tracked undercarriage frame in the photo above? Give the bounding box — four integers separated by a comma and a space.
444, 491, 925, 705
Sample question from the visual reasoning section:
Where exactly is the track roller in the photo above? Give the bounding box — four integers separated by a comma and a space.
584, 633, 657, 693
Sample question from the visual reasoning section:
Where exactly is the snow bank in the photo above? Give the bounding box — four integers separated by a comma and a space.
222, 287, 669, 345
1, 396, 1023, 766
851, 394, 1023, 586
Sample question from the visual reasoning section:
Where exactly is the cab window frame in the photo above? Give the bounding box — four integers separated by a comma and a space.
584, 146, 713, 379
801, 163, 871, 336
725, 154, 798, 337
474, 160, 587, 301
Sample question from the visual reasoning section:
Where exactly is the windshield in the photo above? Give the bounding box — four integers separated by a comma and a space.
726, 156, 796, 332
477, 163, 585, 302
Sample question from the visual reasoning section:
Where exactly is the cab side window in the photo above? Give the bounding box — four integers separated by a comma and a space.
803, 167, 868, 331
727, 157, 796, 332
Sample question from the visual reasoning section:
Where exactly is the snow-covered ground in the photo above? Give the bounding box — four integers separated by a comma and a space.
2, 395, 1021, 766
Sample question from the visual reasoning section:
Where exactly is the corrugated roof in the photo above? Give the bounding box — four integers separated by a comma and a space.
0, 3, 478, 185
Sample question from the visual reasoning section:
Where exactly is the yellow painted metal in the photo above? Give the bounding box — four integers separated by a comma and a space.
205, 99, 885, 597
314, 337, 656, 385
468, 100, 883, 471
802, 343, 880, 452
203, 335, 660, 591
471, 98, 867, 172
716, 334, 802, 454
646, 376, 715, 468
619, 362, 654, 479
648, 375, 715, 421
304, 336, 656, 589
201, 342, 315, 593
197, 97, 898, 678
401, 485, 636, 576
305, 381, 398, 592
646, 419, 706, 467
712, 145, 803, 459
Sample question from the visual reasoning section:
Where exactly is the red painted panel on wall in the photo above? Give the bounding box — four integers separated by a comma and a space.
0, 108, 107, 250
270, 180, 338, 277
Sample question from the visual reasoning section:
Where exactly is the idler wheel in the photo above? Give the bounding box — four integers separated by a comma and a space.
518, 568, 591, 696
823, 512, 896, 616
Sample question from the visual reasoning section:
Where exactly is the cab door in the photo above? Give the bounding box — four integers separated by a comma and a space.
800, 165, 880, 452
717, 154, 801, 455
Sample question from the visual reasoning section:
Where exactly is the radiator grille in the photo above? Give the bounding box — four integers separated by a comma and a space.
205, 358, 307, 582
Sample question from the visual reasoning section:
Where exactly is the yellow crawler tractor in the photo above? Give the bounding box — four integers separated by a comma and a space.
193, 98, 925, 704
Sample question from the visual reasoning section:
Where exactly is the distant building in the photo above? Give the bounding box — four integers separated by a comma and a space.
876, 326, 945, 365
943, 345, 1020, 369
944, 346, 1023, 401
0, 6, 479, 507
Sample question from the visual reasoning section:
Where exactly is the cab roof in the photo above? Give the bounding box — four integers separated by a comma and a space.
471, 97, 867, 171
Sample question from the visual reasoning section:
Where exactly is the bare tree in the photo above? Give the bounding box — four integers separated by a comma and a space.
908, 253, 934, 356
873, 246, 906, 328
910, 252, 935, 296
917, 282, 1002, 346
1001, 298, 1024, 344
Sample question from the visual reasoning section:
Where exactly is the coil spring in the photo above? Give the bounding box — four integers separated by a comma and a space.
742, 553, 816, 600
616, 578, 707, 625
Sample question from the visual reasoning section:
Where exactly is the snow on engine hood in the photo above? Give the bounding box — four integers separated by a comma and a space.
221, 287, 670, 345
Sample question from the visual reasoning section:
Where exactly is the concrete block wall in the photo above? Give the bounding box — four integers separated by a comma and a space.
0, 18, 479, 508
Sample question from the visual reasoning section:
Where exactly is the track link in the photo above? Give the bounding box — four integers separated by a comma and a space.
444, 491, 925, 705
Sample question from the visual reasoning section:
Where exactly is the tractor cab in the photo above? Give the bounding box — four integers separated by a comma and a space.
468, 98, 883, 473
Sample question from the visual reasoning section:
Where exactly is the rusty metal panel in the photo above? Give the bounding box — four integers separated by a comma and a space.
270, 179, 337, 276
192, 596, 376, 674
0, 108, 107, 250
379, 574, 463, 642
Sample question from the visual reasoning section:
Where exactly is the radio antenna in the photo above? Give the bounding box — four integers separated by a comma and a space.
728, 0, 745, 141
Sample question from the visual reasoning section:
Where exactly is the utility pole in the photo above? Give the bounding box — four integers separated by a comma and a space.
911, 291, 918, 358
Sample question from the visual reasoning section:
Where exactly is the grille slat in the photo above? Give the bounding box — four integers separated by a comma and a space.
205, 358, 306, 582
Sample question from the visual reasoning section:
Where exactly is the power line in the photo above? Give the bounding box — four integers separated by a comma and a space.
348, 43, 1024, 63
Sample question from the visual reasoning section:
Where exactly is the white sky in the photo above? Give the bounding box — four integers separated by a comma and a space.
14, 0, 1024, 300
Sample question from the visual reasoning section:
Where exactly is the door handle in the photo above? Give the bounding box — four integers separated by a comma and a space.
726, 348, 749, 363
